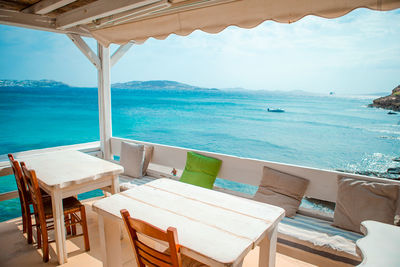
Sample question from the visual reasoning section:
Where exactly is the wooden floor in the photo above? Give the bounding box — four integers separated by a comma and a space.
0, 199, 316, 267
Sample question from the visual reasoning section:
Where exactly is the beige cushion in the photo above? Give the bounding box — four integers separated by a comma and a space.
253, 167, 309, 217
120, 142, 144, 178
333, 177, 399, 233
142, 145, 154, 176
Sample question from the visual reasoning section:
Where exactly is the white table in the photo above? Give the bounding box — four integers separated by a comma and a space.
356, 220, 400, 267
93, 178, 285, 267
19, 150, 123, 264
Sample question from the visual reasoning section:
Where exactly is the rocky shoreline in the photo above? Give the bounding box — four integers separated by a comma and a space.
369, 85, 400, 111
336, 156, 400, 180
336, 169, 400, 180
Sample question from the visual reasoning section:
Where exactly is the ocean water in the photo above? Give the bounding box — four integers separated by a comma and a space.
1, 86, 399, 221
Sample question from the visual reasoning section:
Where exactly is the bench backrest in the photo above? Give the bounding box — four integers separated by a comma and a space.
111, 137, 400, 204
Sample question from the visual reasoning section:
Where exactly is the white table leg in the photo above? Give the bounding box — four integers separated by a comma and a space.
98, 214, 123, 267
234, 259, 244, 267
109, 175, 123, 240
51, 189, 67, 264
111, 175, 120, 194
258, 225, 278, 267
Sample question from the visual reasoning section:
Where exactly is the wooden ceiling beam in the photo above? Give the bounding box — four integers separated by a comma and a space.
0, 9, 91, 37
0, 0, 27, 11
89, 0, 170, 29
56, 0, 163, 29
22, 0, 78, 15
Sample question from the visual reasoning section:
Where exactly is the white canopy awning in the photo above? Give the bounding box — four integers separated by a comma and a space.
91, 0, 400, 46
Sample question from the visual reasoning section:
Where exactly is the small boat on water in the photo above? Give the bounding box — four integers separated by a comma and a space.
387, 111, 397, 115
267, 108, 285, 113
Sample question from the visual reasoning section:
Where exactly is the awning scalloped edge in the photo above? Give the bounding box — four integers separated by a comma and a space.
91, 0, 400, 47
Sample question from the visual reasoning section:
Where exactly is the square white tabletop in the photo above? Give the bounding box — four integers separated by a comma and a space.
93, 178, 284, 266
19, 150, 123, 188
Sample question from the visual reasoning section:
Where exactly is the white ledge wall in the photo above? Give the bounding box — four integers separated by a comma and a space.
110, 137, 400, 203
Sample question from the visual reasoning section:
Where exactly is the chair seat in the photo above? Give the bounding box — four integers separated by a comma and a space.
42, 197, 83, 218
26, 189, 50, 204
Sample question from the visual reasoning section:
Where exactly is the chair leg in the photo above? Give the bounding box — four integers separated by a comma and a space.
42, 233, 49, 262
36, 225, 42, 249
34, 213, 42, 248
80, 206, 90, 251
71, 214, 77, 236
66, 214, 72, 235
17, 190, 26, 234
21, 204, 26, 234
40, 219, 49, 263
26, 209, 33, 244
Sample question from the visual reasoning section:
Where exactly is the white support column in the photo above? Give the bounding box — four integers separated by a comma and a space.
97, 42, 112, 160
68, 34, 131, 160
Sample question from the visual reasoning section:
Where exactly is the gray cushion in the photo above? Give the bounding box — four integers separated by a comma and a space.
333, 177, 399, 233
253, 167, 309, 217
142, 145, 154, 176
120, 142, 144, 178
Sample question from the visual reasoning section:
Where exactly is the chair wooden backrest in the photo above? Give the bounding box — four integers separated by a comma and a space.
8, 154, 29, 205
120, 209, 182, 267
20, 162, 48, 240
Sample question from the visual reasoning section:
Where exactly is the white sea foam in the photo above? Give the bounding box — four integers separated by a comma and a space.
344, 152, 397, 173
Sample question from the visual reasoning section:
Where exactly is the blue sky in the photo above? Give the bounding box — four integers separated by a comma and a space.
0, 8, 399, 94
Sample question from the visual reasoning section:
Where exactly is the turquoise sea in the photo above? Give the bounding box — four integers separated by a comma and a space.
1, 86, 399, 221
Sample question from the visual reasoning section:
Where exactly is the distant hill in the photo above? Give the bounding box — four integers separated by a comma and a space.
0, 79, 70, 88
0, 79, 218, 91
369, 85, 400, 111
112, 80, 217, 91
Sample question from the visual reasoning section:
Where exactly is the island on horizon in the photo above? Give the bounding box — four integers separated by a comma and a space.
0, 79, 218, 91
2, 79, 397, 98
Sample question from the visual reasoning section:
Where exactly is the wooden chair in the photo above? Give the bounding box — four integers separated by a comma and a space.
121, 209, 207, 267
8, 154, 37, 244
8, 154, 53, 244
21, 162, 90, 262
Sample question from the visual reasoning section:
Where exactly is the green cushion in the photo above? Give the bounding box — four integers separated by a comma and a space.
179, 152, 222, 189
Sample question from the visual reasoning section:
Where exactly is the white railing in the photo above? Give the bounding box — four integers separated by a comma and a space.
2, 137, 400, 207
111, 137, 400, 204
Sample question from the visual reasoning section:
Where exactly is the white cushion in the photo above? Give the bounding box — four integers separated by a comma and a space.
120, 142, 144, 178
279, 214, 362, 260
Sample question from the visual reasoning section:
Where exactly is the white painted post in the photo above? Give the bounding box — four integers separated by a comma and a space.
68, 35, 132, 160
97, 42, 112, 160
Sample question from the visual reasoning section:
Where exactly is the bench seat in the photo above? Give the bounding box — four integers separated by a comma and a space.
118, 175, 363, 265
278, 214, 362, 266
119, 175, 157, 191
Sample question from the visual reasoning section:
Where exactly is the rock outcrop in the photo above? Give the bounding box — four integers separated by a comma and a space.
370, 85, 400, 111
